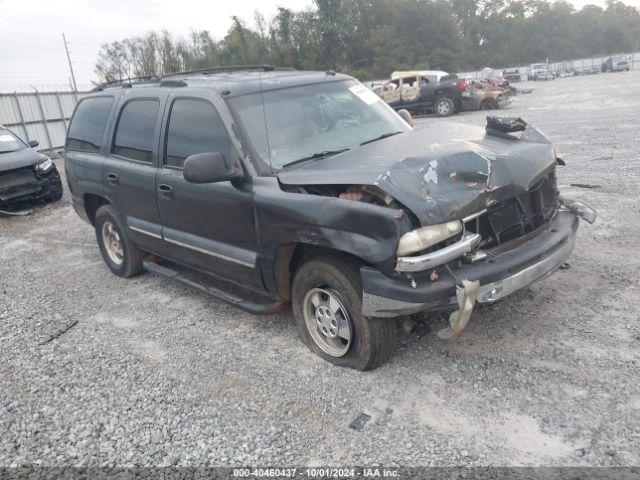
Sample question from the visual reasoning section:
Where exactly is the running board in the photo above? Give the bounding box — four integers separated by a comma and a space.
0, 208, 32, 216
142, 258, 289, 315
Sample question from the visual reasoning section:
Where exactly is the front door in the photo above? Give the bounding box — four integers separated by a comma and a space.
379, 79, 401, 107
400, 76, 420, 103
102, 91, 168, 254
155, 95, 260, 287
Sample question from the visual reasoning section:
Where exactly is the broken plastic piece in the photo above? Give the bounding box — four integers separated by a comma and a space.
349, 412, 371, 431
437, 279, 480, 340
486, 116, 527, 134
559, 194, 597, 224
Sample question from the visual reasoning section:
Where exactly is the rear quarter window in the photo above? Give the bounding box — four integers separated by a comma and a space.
66, 96, 114, 153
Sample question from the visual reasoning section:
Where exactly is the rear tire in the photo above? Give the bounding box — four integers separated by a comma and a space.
94, 205, 144, 278
292, 256, 397, 370
434, 97, 455, 117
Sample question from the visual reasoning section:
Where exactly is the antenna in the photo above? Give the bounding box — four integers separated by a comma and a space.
62, 33, 78, 92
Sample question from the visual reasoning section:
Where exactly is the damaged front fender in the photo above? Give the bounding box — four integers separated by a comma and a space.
253, 178, 414, 282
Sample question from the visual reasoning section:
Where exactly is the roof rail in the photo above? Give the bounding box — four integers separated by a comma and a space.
162, 65, 294, 78
91, 66, 296, 92
91, 75, 161, 92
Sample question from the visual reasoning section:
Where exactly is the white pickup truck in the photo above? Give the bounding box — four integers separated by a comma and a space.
528, 63, 555, 81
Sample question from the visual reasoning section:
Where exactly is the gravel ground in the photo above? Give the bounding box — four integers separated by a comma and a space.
1, 70, 639, 468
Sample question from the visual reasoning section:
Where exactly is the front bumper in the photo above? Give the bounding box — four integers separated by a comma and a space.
362, 210, 580, 317
0, 166, 62, 211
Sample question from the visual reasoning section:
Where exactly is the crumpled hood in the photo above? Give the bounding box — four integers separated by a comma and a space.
277, 122, 556, 225
0, 148, 46, 172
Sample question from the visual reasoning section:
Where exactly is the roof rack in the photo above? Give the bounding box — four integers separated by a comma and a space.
92, 75, 161, 92
91, 65, 296, 92
162, 65, 293, 78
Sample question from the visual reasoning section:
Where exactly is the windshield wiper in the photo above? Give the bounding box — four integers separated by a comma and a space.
360, 131, 402, 146
283, 148, 350, 168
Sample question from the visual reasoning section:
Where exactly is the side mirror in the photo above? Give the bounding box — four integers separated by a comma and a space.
183, 152, 243, 184
28, 140, 39, 148
397, 109, 414, 127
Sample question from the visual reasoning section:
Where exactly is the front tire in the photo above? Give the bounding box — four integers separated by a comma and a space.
292, 256, 397, 370
433, 97, 455, 117
479, 99, 496, 110
95, 205, 144, 278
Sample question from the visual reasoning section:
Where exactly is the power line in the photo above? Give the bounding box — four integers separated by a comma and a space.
62, 33, 78, 92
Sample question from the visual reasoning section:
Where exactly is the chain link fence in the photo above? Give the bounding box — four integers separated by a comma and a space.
0, 89, 88, 155
458, 52, 638, 80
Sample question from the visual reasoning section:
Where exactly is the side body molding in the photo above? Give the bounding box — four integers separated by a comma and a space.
126, 216, 257, 269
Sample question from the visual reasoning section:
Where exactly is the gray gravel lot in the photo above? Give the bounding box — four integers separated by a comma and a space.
1, 70, 639, 468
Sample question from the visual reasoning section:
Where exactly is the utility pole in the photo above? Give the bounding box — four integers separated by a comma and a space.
62, 33, 78, 92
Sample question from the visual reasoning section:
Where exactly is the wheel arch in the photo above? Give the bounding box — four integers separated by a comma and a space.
272, 243, 365, 302
434, 88, 453, 99
83, 193, 110, 225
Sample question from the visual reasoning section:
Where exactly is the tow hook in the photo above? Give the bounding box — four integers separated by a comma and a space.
559, 195, 597, 224
437, 279, 480, 340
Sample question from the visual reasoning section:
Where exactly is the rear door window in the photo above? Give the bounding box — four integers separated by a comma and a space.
66, 96, 113, 152
112, 99, 159, 163
164, 99, 231, 169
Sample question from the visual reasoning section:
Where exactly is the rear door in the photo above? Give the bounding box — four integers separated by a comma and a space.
419, 76, 439, 106
102, 90, 168, 254
155, 92, 260, 287
65, 95, 115, 220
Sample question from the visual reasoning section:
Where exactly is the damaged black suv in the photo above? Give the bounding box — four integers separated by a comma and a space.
0, 125, 62, 214
65, 67, 596, 370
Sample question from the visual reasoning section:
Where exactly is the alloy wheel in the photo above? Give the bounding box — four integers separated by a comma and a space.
101, 221, 124, 266
302, 287, 352, 357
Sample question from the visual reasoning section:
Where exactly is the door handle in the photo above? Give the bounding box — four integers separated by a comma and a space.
157, 184, 173, 199
106, 173, 119, 186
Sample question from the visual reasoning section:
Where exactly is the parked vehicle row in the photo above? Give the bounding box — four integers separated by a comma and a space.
601, 56, 631, 72
508, 56, 632, 81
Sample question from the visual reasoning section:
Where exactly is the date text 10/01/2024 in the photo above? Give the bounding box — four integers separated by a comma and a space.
233, 468, 400, 477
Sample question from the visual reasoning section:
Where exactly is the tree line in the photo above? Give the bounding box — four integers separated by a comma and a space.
95, 0, 640, 82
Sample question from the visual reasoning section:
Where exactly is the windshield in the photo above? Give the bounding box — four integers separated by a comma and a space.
0, 130, 27, 154
227, 80, 410, 169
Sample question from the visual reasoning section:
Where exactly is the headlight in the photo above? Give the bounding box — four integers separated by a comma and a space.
397, 220, 462, 256
36, 157, 54, 173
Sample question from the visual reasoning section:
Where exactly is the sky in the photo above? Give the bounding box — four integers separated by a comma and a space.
1, 0, 639, 91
